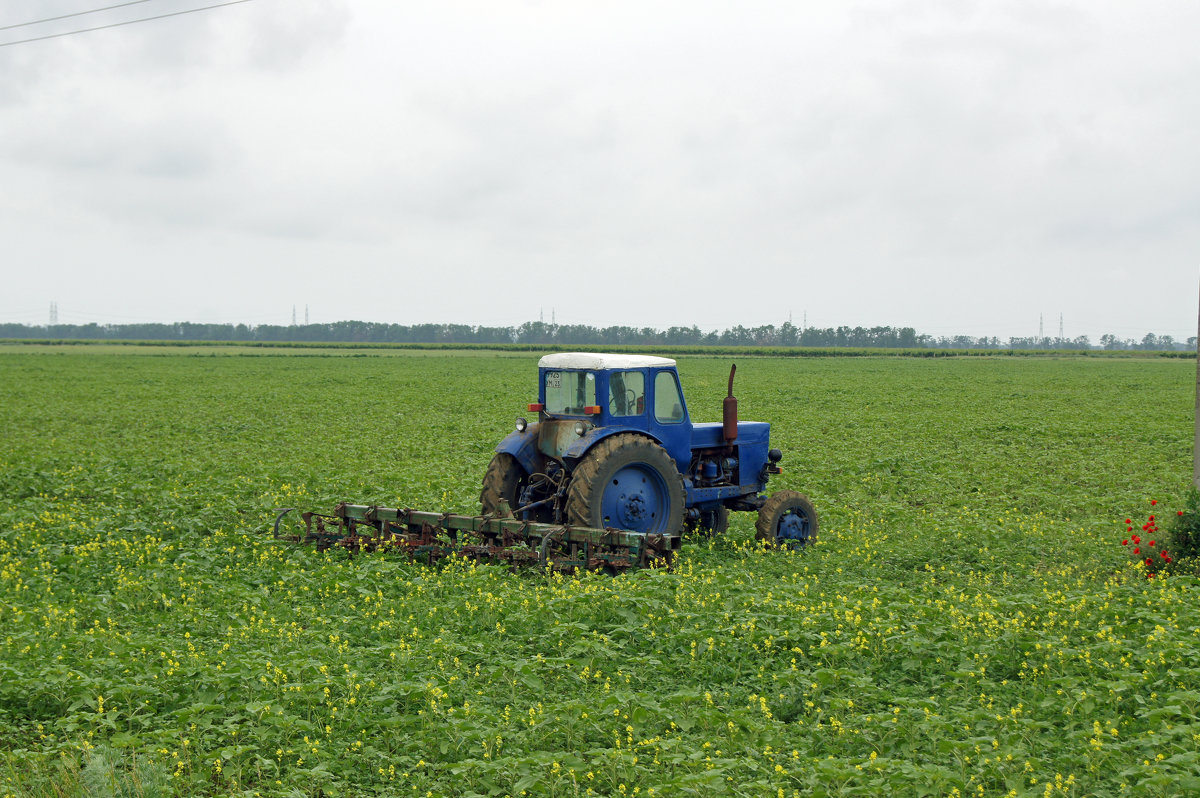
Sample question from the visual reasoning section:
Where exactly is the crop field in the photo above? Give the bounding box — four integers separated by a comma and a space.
2, 348, 1199, 797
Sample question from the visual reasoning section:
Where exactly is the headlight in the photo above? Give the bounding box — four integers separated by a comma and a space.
574, 421, 587, 436
516, 417, 528, 433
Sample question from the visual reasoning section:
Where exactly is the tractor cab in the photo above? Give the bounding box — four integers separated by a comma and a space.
530, 353, 693, 470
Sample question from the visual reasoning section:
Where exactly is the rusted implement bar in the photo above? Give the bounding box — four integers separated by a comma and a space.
274, 502, 679, 574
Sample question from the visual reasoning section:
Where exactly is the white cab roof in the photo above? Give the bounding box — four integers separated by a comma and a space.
538, 352, 677, 370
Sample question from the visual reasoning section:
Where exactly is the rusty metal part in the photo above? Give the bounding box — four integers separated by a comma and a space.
723, 363, 738, 443
272, 503, 678, 574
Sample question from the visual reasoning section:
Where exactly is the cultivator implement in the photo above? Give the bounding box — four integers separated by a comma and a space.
272, 502, 679, 574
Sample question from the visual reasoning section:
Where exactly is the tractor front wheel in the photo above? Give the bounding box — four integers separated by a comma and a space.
685, 505, 730, 537
566, 434, 685, 534
755, 490, 818, 549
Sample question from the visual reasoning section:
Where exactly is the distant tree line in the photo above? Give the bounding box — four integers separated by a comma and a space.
1096, 333, 1194, 351
0, 321, 1193, 351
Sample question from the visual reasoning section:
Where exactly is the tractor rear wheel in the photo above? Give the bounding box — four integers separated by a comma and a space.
755, 490, 818, 549
566, 434, 685, 534
480, 453, 525, 517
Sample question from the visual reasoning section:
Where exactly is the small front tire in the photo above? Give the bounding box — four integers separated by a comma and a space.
685, 505, 730, 537
755, 490, 818, 549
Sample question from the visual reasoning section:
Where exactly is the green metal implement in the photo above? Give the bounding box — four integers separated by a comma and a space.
272, 501, 679, 574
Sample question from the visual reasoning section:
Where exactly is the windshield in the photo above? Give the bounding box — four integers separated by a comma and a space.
543, 370, 596, 414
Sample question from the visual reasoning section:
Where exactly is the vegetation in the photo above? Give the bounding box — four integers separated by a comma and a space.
1, 339, 1194, 361
2, 350, 1199, 796
1, 320, 1192, 351
1168, 489, 1200, 566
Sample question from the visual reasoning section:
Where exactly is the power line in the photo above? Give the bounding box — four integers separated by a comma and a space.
0, 0, 255, 48
0, 0, 162, 32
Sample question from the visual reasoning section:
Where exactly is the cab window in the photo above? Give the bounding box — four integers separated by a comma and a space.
654, 371, 685, 423
609, 371, 645, 417
544, 370, 596, 414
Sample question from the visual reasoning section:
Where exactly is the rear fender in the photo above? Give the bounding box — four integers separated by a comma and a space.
495, 424, 543, 476
563, 427, 671, 470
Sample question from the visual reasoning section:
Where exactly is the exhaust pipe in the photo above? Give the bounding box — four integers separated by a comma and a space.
723, 363, 738, 443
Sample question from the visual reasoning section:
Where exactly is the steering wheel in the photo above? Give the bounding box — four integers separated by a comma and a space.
609, 389, 638, 415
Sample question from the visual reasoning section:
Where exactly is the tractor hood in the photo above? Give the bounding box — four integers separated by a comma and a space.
690, 421, 770, 448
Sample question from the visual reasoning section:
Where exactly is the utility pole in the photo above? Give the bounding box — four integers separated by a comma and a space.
305, 305, 309, 325
49, 301, 58, 324
1059, 313, 1064, 342
292, 305, 297, 325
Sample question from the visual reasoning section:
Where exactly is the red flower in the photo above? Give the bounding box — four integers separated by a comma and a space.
1160, 551, 1169, 559
1148, 573, 1155, 579
1126, 518, 1132, 524
1122, 539, 1129, 546
1134, 547, 1141, 554
1146, 558, 1154, 567
1149, 515, 1155, 522
1151, 500, 1158, 505
1179, 511, 1185, 516
1133, 535, 1141, 544
1149, 540, 1156, 546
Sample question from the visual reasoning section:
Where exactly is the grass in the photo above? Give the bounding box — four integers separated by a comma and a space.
1, 351, 1198, 796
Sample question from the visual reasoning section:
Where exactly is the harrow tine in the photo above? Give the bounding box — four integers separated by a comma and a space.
272, 508, 295, 538
538, 530, 562, 569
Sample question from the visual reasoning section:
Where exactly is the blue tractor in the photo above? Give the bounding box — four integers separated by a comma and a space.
480, 353, 818, 548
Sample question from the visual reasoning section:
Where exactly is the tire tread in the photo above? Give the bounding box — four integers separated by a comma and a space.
480, 453, 522, 515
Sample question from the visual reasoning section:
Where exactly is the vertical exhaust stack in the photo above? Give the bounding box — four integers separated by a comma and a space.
723, 363, 738, 443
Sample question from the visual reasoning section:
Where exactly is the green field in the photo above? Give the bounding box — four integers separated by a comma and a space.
1, 350, 1198, 797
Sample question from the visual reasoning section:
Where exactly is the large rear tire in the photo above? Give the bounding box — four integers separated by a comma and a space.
566, 434, 685, 534
755, 490, 818, 549
480, 453, 525, 516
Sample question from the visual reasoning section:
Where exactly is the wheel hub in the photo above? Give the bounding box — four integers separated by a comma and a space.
617, 493, 648, 527
602, 465, 665, 533
777, 510, 810, 546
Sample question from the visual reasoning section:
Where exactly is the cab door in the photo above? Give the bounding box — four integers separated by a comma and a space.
647, 368, 692, 471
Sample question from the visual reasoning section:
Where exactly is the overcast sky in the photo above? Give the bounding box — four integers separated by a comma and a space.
1, 0, 1198, 341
